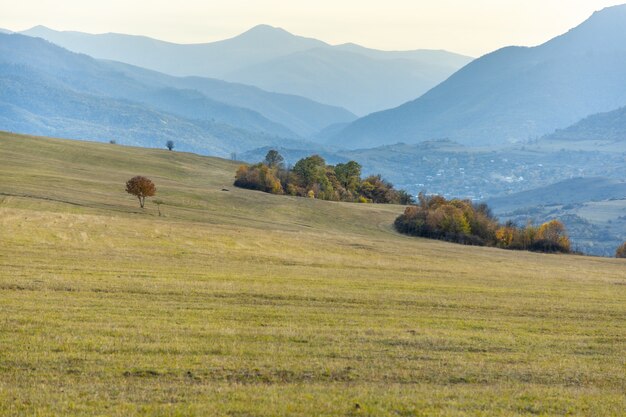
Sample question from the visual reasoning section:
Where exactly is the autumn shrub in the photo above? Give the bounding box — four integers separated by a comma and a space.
234, 164, 283, 194
395, 193, 571, 254
615, 242, 626, 258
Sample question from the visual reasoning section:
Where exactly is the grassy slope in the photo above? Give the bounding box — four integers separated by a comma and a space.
0, 131, 625, 417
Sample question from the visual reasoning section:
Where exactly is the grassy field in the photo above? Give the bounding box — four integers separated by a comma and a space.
1, 131, 625, 416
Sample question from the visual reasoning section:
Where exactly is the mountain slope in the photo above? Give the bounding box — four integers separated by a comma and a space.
103, 61, 356, 137
545, 105, 626, 141
2, 32, 355, 138
0, 66, 301, 155
336, 4, 626, 148
0, 34, 317, 155
0, 33, 297, 137
224, 46, 469, 115
20, 25, 472, 115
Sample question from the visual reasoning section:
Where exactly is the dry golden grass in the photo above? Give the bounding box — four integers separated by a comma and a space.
0, 132, 625, 416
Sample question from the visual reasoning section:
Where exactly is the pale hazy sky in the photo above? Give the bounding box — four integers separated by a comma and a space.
1, 0, 624, 56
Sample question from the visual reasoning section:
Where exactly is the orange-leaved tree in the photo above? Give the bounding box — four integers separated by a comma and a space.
125, 176, 156, 208
616, 242, 626, 258
536, 220, 571, 253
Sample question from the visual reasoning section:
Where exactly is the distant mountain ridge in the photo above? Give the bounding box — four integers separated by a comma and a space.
19, 25, 472, 115
546, 105, 626, 142
0, 33, 322, 155
21, 24, 326, 79
335, 4, 626, 148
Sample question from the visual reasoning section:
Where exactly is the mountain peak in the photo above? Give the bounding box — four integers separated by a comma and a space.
579, 3, 626, 29
25, 25, 54, 33
237, 24, 295, 40
226, 24, 328, 50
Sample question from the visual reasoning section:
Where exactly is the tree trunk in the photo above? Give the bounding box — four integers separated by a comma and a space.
139, 196, 144, 208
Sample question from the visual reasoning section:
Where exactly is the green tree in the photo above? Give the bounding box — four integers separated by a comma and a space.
360, 175, 398, 204
334, 161, 362, 192
293, 155, 327, 188
264, 149, 284, 168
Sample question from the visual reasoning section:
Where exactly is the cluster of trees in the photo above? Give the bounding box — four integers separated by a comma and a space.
616, 242, 626, 258
234, 150, 413, 204
394, 193, 572, 253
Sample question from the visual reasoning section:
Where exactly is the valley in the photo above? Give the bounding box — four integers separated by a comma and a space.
0, 132, 625, 416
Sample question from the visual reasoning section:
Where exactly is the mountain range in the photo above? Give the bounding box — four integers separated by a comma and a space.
334, 4, 626, 148
0, 33, 361, 154
19, 25, 472, 115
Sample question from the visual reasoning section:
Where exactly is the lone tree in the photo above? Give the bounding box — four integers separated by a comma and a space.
125, 176, 156, 208
166, 140, 175, 151
616, 242, 626, 258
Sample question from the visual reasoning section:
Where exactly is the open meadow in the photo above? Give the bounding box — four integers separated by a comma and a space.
0, 132, 625, 416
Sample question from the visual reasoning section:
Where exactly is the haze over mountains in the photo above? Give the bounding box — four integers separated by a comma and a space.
19, 25, 472, 115
0, 33, 360, 154
335, 4, 626, 148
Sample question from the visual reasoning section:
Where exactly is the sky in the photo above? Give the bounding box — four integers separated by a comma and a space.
0, 0, 624, 56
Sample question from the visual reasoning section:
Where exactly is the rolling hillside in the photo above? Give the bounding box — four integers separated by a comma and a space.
0, 131, 624, 416
20, 25, 472, 115
336, 4, 626, 148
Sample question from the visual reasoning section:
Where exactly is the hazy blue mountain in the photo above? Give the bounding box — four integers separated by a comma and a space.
545, 106, 626, 141
2, 33, 356, 138
0, 34, 298, 138
21, 24, 325, 79
0, 66, 306, 155
0, 34, 313, 155
103, 61, 356, 137
0, 29, 12, 34
224, 46, 470, 115
335, 5, 626, 148
20, 25, 472, 115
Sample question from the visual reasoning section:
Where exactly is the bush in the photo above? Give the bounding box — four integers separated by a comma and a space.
395, 193, 571, 254
616, 242, 626, 258
234, 164, 283, 194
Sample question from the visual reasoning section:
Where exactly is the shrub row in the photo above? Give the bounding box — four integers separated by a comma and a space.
395, 193, 572, 254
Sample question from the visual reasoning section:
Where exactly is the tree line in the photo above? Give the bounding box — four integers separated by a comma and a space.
395, 193, 573, 254
234, 150, 413, 204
